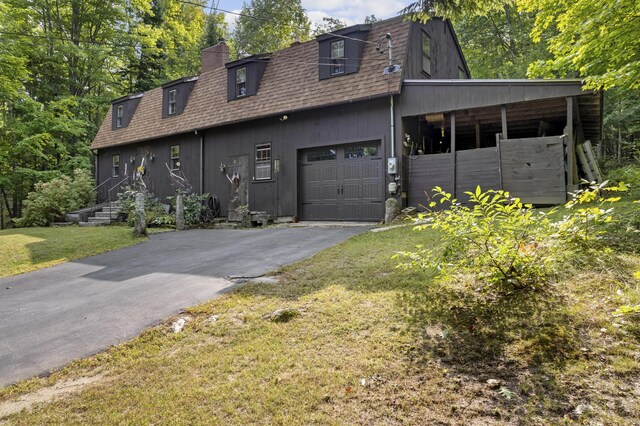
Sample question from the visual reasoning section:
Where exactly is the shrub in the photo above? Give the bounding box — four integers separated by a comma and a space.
16, 169, 95, 227
117, 187, 170, 228
173, 191, 210, 226
395, 183, 624, 292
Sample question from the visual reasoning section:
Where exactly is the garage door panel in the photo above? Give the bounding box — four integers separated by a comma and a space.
299, 142, 383, 221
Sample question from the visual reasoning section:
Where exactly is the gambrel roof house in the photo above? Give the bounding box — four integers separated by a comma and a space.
91, 16, 602, 222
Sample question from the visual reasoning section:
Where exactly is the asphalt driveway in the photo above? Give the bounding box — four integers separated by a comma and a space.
0, 226, 367, 387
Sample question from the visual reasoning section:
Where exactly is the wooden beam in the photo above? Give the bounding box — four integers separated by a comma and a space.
451, 111, 456, 197
475, 121, 481, 148
566, 96, 575, 191
501, 105, 508, 140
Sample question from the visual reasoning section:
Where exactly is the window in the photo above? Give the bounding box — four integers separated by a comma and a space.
330, 40, 345, 75
170, 145, 180, 169
168, 89, 177, 115
255, 143, 271, 180
421, 32, 431, 76
112, 155, 120, 177
307, 148, 337, 162
345, 144, 378, 159
116, 105, 124, 128
236, 67, 247, 97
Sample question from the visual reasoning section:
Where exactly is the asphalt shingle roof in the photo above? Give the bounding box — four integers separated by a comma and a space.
91, 17, 410, 149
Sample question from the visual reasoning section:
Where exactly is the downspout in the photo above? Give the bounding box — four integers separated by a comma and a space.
387, 34, 395, 159
199, 131, 204, 195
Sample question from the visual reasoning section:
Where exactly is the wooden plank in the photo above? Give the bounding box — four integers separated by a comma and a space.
501, 105, 508, 140
576, 143, 595, 182
583, 140, 603, 182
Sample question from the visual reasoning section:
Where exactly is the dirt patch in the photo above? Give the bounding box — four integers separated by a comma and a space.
0, 374, 105, 419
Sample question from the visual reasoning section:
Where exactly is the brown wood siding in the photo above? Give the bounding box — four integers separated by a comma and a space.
455, 147, 501, 203
404, 19, 469, 80
500, 136, 566, 204
405, 153, 454, 208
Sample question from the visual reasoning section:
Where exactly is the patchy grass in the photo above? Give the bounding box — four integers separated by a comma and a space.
1, 208, 639, 423
0, 226, 145, 278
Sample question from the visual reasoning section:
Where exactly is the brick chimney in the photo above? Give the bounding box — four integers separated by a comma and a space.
201, 41, 230, 73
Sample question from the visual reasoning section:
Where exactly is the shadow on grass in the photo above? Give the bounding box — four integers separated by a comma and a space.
400, 276, 585, 417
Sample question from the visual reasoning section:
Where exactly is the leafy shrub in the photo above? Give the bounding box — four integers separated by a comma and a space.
16, 169, 95, 227
168, 191, 210, 226
117, 188, 208, 228
395, 183, 624, 292
117, 187, 170, 228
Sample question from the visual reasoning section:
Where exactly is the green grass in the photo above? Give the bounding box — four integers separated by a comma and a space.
1, 213, 639, 424
0, 226, 145, 278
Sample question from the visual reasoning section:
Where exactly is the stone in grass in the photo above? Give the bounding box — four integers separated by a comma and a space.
486, 379, 502, 389
170, 316, 191, 333
265, 308, 301, 323
574, 403, 594, 416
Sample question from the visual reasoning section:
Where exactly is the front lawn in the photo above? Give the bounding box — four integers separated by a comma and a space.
0, 226, 145, 278
1, 198, 639, 423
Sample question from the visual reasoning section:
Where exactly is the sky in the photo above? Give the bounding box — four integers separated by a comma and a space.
213, 0, 412, 31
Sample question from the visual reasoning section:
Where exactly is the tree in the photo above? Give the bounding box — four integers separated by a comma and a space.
518, 0, 640, 91
452, 7, 552, 78
201, 11, 228, 48
312, 17, 346, 37
231, 0, 311, 57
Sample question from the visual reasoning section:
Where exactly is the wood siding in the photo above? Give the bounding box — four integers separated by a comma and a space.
455, 148, 500, 202
500, 136, 566, 204
404, 20, 469, 80
405, 153, 453, 208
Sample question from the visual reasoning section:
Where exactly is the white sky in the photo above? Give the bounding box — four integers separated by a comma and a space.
213, 0, 412, 32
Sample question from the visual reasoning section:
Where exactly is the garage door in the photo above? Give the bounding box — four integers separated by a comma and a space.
299, 142, 384, 221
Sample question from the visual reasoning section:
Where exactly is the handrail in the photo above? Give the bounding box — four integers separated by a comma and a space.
94, 177, 115, 192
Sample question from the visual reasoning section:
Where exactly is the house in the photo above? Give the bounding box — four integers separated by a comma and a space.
90, 16, 602, 222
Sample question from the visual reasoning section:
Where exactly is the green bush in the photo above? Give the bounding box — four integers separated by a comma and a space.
117, 187, 170, 228
395, 183, 624, 292
16, 169, 95, 227
168, 191, 210, 226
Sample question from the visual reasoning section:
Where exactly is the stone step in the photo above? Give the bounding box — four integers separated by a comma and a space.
94, 211, 118, 219
87, 217, 111, 224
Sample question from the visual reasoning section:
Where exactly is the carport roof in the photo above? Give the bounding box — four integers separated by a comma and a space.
399, 79, 602, 142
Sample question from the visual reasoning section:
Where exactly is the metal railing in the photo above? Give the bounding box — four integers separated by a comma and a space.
95, 176, 130, 205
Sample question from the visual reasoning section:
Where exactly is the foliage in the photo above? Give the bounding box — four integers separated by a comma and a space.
117, 187, 169, 228
396, 184, 624, 291
232, 0, 311, 57
201, 11, 228, 49
169, 191, 210, 226
311, 17, 346, 37
451, 6, 552, 78
118, 187, 209, 228
402, 0, 509, 20
602, 89, 640, 164
518, 0, 640, 91
15, 169, 95, 227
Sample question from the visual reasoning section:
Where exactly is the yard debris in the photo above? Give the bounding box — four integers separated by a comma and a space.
574, 403, 594, 416
264, 308, 300, 323
170, 316, 191, 333
486, 379, 502, 389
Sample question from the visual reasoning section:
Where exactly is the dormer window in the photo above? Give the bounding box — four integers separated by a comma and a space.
226, 55, 269, 101
168, 89, 177, 115
116, 105, 124, 128
236, 67, 247, 97
421, 31, 432, 77
111, 93, 143, 129
317, 24, 370, 80
330, 40, 345, 75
